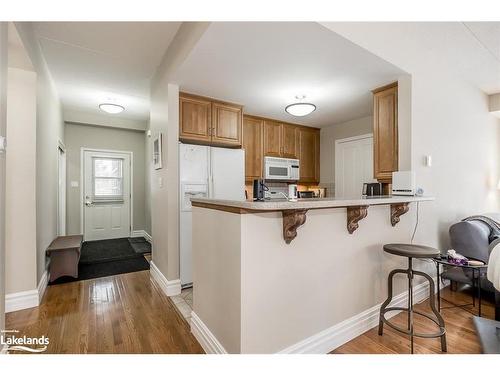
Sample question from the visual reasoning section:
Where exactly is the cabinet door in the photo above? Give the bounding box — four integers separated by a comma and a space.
212, 102, 242, 147
263, 120, 282, 157
299, 128, 320, 183
282, 123, 299, 159
373, 83, 398, 183
242, 116, 264, 181
179, 94, 212, 143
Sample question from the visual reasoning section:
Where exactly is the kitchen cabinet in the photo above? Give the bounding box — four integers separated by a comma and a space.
282, 123, 299, 159
263, 120, 282, 157
179, 93, 212, 143
179, 92, 243, 147
372, 82, 398, 183
298, 127, 320, 184
242, 115, 264, 181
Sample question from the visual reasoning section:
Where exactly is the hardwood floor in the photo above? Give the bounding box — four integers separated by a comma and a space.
6, 272, 494, 354
333, 285, 495, 354
6, 271, 204, 354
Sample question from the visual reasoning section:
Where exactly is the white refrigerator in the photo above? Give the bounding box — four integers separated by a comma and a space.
179, 143, 245, 286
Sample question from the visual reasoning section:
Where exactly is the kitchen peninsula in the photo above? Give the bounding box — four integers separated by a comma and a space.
189, 195, 435, 353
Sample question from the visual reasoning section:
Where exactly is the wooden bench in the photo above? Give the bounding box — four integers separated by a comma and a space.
46, 235, 83, 282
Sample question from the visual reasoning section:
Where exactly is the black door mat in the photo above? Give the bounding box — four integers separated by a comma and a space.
49, 238, 150, 285
128, 237, 152, 255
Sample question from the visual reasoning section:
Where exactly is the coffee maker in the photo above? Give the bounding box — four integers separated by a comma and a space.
253, 179, 267, 201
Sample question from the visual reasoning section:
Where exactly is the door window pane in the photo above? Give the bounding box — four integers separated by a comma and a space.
92, 157, 123, 200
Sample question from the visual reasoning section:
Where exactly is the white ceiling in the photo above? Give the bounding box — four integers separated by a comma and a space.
172, 22, 407, 127
33, 22, 181, 122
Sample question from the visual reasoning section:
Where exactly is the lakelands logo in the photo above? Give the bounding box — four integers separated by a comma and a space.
1, 330, 49, 353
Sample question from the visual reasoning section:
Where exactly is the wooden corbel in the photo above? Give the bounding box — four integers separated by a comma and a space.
347, 206, 369, 234
390, 202, 410, 226
282, 209, 308, 244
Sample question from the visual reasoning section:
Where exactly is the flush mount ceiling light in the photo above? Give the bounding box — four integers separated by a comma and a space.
285, 95, 316, 117
99, 103, 125, 114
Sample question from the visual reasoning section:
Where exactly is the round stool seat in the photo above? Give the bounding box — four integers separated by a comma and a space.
383, 243, 440, 258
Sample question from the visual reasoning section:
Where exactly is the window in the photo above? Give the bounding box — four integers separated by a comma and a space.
92, 157, 123, 201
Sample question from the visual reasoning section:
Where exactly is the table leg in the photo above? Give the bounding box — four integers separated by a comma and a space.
436, 262, 441, 312
472, 271, 476, 307
478, 270, 482, 317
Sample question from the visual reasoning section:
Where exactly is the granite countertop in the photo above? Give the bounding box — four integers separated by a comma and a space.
190, 195, 434, 212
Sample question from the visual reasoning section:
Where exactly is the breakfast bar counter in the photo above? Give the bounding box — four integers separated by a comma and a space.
189, 195, 436, 353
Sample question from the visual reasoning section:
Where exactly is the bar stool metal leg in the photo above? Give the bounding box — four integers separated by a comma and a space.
408, 257, 414, 353
378, 268, 407, 336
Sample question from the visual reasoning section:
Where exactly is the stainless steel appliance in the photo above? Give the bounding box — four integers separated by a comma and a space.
264, 157, 299, 181
253, 179, 267, 201
362, 182, 383, 196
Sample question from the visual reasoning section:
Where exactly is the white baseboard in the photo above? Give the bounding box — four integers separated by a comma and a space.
5, 269, 49, 313
278, 277, 444, 354
150, 261, 181, 296
5, 289, 39, 313
37, 270, 48, 303
190, 312, 228, 354
130, 230, 152, 243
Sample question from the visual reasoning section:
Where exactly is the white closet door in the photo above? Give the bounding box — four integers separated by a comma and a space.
335, 134, 374, 198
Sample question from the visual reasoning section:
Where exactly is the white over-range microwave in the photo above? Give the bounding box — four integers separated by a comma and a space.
264, 156, 300, 181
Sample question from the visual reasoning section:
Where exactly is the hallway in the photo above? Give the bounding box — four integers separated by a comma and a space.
6, 271, 203, 354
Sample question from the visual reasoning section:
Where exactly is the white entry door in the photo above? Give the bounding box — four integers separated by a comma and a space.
83, 150, 131, 241
335, 134, 374, 198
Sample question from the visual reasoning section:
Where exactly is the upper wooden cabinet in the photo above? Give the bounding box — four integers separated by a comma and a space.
244, 114, 320, 184
242, 116, 264, 181
373, 82, 398, 183
298, 127, 320, 183
179, 94, 212, 143
263, 121, 300, 159
282, 124, 299, 159
179, 92, 243, 147
263, 120, 282, 157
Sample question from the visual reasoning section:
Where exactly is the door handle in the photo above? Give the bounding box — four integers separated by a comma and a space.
85, 196, 93, 207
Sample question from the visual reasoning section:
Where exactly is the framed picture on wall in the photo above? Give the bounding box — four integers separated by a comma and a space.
153, 132, 163, 170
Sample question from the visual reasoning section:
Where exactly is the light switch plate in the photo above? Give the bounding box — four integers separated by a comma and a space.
158, 177, 163, 188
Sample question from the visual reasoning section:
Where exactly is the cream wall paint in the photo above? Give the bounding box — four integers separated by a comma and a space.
320, 115, 373, 191
321, 22, 500, 249
5, 67, 37, 294
64, 109, 148, 132
0, 22, 8, 333
192, 204, 428, 353
14, 22, 65, 284
149, 22, 210, 282
144, 121, 152, 235
64, 123, 147, 235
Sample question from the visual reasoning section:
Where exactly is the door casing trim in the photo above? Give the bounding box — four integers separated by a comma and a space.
80, 147, 134, 240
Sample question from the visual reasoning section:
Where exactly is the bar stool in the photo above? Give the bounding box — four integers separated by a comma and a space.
378, 243, 447, 354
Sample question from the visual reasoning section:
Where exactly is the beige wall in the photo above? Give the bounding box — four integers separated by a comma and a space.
14, 22, 65, 285
320, 115, 373, 189
5, 67, 37, 294
0, 22, 8, 332
64, 123, 147, 235
321, 22, 500, 250
149, 22, 210, 282
193, 204, 428, 353
144, 123, 152, 235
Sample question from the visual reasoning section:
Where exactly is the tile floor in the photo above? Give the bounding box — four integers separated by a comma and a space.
171, 287, 193, 321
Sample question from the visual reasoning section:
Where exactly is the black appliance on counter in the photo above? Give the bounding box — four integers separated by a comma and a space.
253, 179, 268, 201
297, 191, 315, 199
362, 182, 383, 196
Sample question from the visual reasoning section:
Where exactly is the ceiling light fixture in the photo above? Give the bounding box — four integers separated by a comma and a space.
285, 95, 316, 117
99, 103, 125, 114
